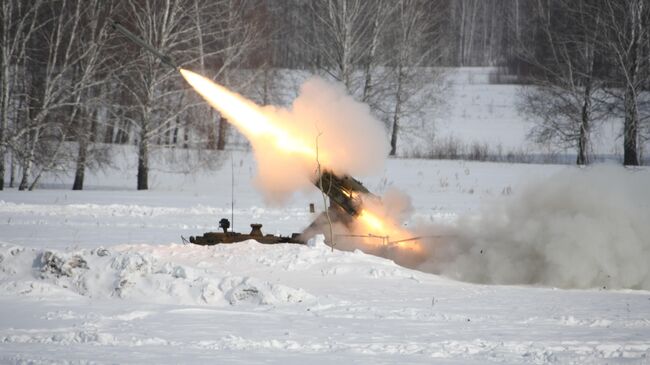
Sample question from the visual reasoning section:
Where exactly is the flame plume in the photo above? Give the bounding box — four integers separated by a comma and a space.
180, 68, 317, 159
358, 209, 423, 253
180, 68, 423, 255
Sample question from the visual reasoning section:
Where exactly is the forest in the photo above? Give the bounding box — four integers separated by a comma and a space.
1, 0, 649, 191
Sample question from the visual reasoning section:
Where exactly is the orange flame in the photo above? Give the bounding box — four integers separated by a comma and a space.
357, 209, 423, 252
180, 68, 316, 158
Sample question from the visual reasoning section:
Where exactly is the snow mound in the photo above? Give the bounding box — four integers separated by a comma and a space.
2, 330, 119, 346
0, 243, 313, 306
220, 276, 310, 305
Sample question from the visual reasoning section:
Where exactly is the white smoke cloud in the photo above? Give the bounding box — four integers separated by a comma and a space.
416, 165, 650, 290
261, 78, 650, 290
252, 77, 390, 203
185, 69, 650, 290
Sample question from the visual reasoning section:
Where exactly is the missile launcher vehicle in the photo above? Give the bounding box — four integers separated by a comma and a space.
189, 219, 303, 246
313, 170, 374, 217
187, 171, 372, 246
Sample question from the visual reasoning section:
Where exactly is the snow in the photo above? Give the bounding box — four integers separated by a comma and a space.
1, 154, 649, 364
2, 238, 650, 364
1, 68, 649, 363
397, 67, 631, 158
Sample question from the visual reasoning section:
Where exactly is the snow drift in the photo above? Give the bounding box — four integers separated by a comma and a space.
0, 243, 313, 305
416, 165, 650, 290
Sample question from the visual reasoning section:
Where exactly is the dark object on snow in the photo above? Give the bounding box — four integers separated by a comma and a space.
189, 171, 375, 246
313, 170, 374, 217
189, 222, 303, 246
40, 251, 88, 277
300, 170, 379, 243
219, 218, 231, 233
111, 21, 178, 70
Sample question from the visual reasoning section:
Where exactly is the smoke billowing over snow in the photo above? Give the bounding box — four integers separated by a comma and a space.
185, 71, 650, 290
259, 79, 650, 290
415, 165, 650, 290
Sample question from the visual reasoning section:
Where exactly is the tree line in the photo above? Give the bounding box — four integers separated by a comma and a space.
1, 0, 649, 191
514, 0, 650, 166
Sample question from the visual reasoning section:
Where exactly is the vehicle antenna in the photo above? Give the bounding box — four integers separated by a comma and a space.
231, 151, 235, 232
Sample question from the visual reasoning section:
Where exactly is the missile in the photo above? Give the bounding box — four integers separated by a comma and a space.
111, 21, 178, 70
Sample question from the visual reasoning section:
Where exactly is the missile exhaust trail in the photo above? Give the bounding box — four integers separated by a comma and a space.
111, 21, 178, 70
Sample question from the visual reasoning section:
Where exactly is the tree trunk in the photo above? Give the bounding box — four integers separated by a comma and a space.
389, 113, 400, 157
623, 86, 639, 166
0, 2, 10, 191
578, 36, 595, 166
172, 116, 180, 146
72, 139, 87, 190
262, 67, 271, 105
362, 4, 382, 103
0, 95, 5, 190
104, 119, 115, 143
0, 145, 4, 191
458, 1, 466, 66
341, 3, 353, 90
465, 0, 479, 65
622, 0, 642, 166
390, 67, 404, 156
18, 161, 31, 191
18, 129, 39, 191
9, 150, 15, 188
577, 82, 591, 165
216, 116, 228, 150
183, 119, 189, 149
118, 119, 130, 144
0, 54, 9, 191
137, 127, 149, 190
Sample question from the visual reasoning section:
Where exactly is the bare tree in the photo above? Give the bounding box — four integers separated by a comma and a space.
519, 0, 607, 165
6, 0, 110, 190
600, 0, 650, 166
306, 0, 376, 92
71, 0, 118, 190
455, 0, 480, 66
358, 1, 393, 104
113, 0, 195, 190
387, 0, 445, 156
302, 0, 446, 157
114, 0, 266, 190
0, 0, 45, 189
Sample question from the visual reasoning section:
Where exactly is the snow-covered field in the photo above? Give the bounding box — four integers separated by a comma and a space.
416, 68, 628, 158
2, 151, 650, 364
1, 68, 650, 364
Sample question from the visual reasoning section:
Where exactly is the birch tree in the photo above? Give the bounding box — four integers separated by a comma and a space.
71, 0, 118, 190
600, 0, 650, 166
115, 0, 265, 189
114, 0, 195, 190
306, 0, 376, 92
387, 0, 445, 156
10, 0, 107, 190
519, 0, 607, 165
0, 0, 44, 189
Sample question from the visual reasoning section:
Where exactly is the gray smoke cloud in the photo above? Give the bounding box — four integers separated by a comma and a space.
416, 165, 650, 290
